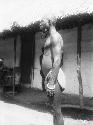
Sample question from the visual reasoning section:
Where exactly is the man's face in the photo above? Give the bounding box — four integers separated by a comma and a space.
40, 20, 49, 38
40, 25, 49, 38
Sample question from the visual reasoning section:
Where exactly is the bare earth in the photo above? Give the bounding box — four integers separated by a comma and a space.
0, 100, 93, 125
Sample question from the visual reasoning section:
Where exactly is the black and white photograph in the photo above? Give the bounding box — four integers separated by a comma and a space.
0, 0, 93, 125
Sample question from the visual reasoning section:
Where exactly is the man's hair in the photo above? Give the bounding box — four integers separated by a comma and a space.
40, 20, 49, 31
48, 19, 56, 27
40, 17, 56, 31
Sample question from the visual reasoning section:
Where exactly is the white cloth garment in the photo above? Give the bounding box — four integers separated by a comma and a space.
45, 68, 66, 90
57, 68, 66, 89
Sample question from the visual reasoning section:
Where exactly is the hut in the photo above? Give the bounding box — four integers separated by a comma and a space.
0, 0, 93, 106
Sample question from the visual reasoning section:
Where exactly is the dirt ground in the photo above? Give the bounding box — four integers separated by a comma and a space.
0, 87, 93, 125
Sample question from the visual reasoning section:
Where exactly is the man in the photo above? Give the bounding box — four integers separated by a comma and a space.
40, 19, 65, 125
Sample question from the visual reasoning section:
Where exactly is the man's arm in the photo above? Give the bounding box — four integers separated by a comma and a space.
50, 57, 61, 83
49, 33, 63, 84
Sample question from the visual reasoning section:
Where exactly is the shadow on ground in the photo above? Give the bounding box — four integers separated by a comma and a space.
61, 107, 93, 121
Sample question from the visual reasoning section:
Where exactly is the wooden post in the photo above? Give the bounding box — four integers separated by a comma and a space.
77, 25, 83, 108
13, 36, 17, 96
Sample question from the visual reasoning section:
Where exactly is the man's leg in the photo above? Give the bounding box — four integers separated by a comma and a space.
44, 67, 64, 125
53, 82, 64, 125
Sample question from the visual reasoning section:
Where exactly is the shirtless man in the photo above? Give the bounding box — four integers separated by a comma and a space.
40, 19, 64, 125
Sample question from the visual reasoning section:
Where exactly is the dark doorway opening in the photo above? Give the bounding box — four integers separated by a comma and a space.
20, 32, 35, 85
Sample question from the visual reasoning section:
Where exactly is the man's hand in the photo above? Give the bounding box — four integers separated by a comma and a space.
46, 82, 55, 97
44, 70, 56, 97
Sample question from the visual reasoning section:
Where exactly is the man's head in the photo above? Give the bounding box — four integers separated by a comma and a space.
40, 18, 56, 34
40, 19, 50, 34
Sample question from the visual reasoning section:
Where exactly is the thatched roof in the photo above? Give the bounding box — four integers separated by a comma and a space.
0, 0, 93, 38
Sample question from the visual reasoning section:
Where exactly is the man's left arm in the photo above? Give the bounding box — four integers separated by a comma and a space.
50, 34, 63, 84
50, 57, 61, 83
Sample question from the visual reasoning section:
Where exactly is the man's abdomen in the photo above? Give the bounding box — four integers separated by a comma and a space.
42, 54, 52, 77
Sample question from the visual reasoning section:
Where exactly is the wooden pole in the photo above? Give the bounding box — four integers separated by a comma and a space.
13, 36, 17, 96
77, 25, 83, 108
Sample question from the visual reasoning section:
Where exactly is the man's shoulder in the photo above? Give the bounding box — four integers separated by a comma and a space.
56, 32, 63, 45
55, 31, 63, 39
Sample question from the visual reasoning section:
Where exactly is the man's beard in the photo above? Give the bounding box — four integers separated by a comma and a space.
41, 31, 49, 38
